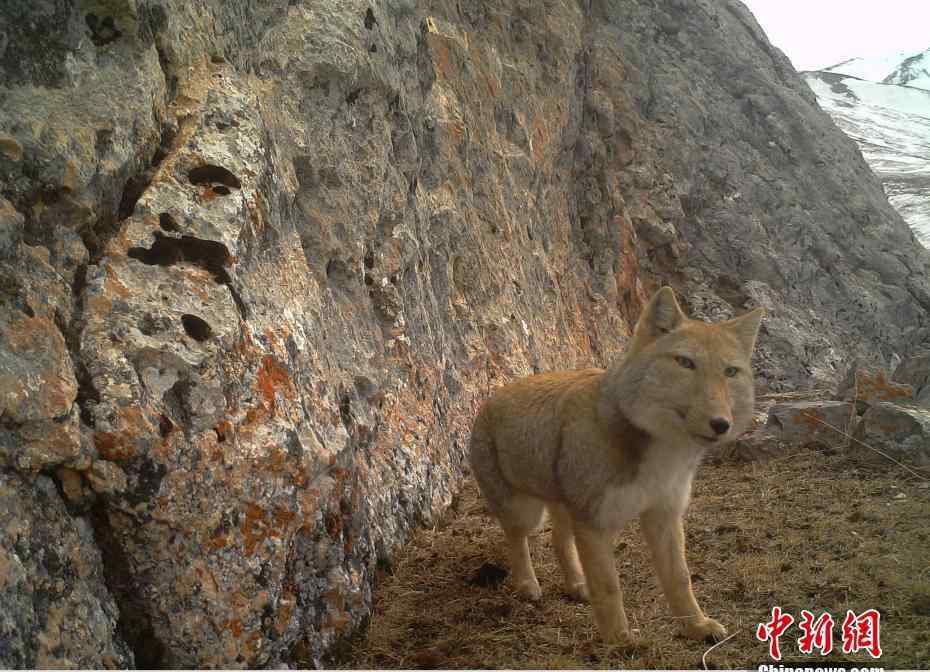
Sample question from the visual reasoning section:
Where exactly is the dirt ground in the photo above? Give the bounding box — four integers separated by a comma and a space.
335, 431, 930, 669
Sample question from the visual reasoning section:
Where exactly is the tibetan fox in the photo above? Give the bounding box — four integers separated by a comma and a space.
469, 287, 764, 645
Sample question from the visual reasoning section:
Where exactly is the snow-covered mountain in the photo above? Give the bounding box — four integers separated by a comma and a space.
823, 53, 913, 83
884, 49, 930, 90
823, 49, 930, 90
805, 49, 930, 246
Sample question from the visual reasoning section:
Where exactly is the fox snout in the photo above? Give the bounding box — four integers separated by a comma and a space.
688, 405, 736, 442
709, 417, 731, 436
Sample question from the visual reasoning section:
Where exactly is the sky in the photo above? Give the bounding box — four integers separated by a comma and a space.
740, 0, 930, 71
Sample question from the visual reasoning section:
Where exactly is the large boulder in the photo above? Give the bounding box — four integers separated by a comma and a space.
2, 0, 930, 665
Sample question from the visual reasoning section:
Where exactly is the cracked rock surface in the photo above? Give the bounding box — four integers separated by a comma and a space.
2, 0, 929, 666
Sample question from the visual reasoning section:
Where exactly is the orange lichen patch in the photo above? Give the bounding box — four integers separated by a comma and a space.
257, 355, 295, 407
214, 420, 234, 443
241, 503, 270, 555
274, 506, 296, 532
854, 370, 913, 402
225, 619, 244, 638
104, 264, 131, 298
792, 409, 824, 431
95, 406, 158, 461
94, 431, 136, 461
240, 502, 296, 555
260, 445, 296, 477
208, 533, 229, 552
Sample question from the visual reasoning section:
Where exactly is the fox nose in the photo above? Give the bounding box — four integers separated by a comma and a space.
709, 417, 731, 436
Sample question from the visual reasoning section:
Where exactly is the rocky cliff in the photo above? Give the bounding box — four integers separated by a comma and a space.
2, 0, 929, 667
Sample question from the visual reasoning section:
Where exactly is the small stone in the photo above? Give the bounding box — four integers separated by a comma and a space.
766, 401, 856, 447
853, 402, 930, 467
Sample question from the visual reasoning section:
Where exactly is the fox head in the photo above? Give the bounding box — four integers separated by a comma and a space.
606, 287, 765, 446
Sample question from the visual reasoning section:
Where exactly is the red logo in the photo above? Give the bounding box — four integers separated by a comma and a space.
841, 609, 883, 658
756, 606, 795, 661
797, 610, 835, 655
757, 607, 882, 660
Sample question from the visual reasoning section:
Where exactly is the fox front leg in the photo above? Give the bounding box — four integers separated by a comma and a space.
574, 524, 637, 646
640, 507, 727, 642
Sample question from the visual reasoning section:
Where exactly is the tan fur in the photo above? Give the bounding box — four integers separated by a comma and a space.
469, 287, 764, 645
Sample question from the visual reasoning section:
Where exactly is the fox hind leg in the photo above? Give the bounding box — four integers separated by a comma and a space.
469, 425, 544, 600
498, 495, 545, 600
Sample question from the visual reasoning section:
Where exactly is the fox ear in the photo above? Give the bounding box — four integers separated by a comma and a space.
637, 286, 685, 339
726, 307, 765, 354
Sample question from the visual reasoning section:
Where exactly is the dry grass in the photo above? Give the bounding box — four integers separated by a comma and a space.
335, 449, 930, 669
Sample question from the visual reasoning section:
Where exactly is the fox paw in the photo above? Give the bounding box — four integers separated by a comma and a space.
682, 617, 727, 642
515, 578, 542, 601
602, 627, 640, 649
564, 581, 589, 602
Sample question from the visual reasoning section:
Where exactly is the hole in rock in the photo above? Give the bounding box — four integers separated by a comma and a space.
364, 8, 377, 29
128, 233, 232, 278
118, 173, 151, 220
181, 314, 213, 342
86, 13, 121, 46
188, 165, 242, 190
158, 213, 181, 232
158, 414, 174, 438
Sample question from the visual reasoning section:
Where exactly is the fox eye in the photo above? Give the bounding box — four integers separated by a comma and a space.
675, 355, 696, 370
724, 366, 739, 377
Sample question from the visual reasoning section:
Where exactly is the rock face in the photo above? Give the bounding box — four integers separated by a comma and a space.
0, 472, 132, 668
2, 0, 930, 666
